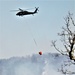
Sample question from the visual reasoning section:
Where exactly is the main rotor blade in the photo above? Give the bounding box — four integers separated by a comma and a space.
21, 7, 35, 11
10, 10, 19, 12
25, 7, 35, 10
10, 7, 37, 12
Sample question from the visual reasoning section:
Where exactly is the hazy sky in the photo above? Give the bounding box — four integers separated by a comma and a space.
0, 0, 75, 58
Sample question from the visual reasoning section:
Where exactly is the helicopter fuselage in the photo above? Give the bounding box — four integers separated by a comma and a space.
16, 7, 38, 16
16, 11, 35, 16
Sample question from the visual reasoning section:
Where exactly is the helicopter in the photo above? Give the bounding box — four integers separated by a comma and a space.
11, 7, 39, 16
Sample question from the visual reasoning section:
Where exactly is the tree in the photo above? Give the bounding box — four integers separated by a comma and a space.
52, 12, 75, 61
51, 12, 75, 75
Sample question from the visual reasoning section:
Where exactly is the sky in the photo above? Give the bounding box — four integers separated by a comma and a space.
0, 0, 75, 59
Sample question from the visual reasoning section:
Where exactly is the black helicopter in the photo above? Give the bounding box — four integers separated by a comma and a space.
11, 7, 39, 16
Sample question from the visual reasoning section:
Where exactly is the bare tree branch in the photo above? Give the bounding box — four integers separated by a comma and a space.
52, 12, 75, 75
51, 40, 67, 55
64, 45, 69, 53
52, 12, 75, 61
68, 12, 75, 26
58, 63, 75, 75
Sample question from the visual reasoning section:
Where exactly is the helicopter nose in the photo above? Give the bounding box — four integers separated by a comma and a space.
16, 13, 18, 15
16, 13, 20, 16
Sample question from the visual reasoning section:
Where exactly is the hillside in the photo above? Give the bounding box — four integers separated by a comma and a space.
0, 53, 75, 75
